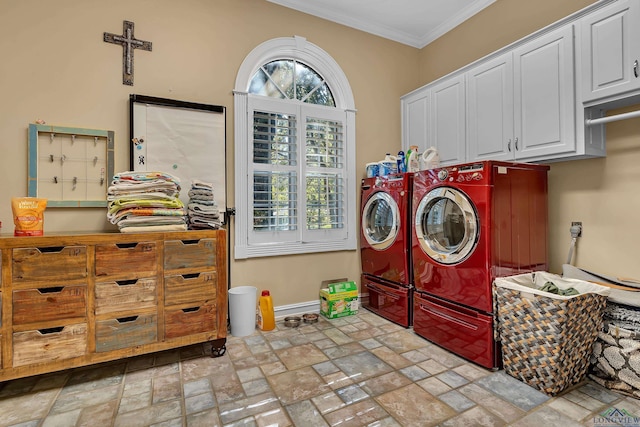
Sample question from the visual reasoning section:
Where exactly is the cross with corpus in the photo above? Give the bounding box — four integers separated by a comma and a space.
104, 20, 152, 86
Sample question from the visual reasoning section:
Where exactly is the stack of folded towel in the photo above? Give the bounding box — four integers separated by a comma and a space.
187, 179, 222, 230
107, 171, 187, 233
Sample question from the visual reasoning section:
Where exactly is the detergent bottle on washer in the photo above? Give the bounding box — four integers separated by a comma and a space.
406, 146, 420, 172
379, 153, 398, 176
420, 147, 440, 170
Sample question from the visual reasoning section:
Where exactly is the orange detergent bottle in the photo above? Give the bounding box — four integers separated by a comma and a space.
257, 290, 275, 331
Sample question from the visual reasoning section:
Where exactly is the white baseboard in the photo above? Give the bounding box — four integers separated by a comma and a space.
274, 293, 367, 320
274, 300, 320, 319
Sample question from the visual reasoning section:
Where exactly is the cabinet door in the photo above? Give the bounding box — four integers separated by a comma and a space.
514, 24, 576, 159
581, 0, 640, 103
401, 88, 429, 153
429, 75, 466, 165
467, 52, 515, 162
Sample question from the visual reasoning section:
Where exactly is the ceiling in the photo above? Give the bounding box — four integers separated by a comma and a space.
267, 0, 496, 49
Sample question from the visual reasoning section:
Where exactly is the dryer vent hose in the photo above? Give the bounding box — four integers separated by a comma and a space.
566, 237, 577, 265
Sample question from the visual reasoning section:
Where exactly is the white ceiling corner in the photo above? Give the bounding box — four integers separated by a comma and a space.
266, 0, 496, 49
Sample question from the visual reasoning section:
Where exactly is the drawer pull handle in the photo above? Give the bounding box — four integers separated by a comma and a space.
38, 326, 65, 335
38, 246, 65, 253
419, 303, 477, 330
366, 283, 400, 300
115, 242, 139, 249
181, 239, 200, 245
182, 273, 200, 279
116, 316, 139, 323
182, 307, 200, 313
115, 279, 138, 286
38, 287, 64, 294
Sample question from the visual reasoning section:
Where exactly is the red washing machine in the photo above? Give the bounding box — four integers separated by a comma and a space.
411, 161, 549, 369
360, 173, 413, 327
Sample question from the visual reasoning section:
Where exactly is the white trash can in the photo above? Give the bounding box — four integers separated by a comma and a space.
229, 286, 257, 337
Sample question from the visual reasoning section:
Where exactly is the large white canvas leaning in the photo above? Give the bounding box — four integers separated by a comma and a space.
131, 98, 226, 221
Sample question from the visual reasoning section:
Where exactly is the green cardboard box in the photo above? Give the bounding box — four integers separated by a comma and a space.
328, 281, 358, 293
320, 281, 359, 319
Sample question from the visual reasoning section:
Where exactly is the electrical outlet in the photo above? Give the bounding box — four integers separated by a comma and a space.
571, 221, 582, 237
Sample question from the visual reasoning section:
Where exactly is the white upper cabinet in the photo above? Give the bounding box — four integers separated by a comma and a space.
467, 52, 515, 161
429, 75, 466, 165
402, 1, 622, 164
401, 74, 466, 166
467, 24, 575, 162
580, 0, 640, 104
401, 87, 430, 155
513, 24, 576, 160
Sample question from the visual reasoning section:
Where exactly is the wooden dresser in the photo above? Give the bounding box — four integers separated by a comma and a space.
0, 230, 227, 382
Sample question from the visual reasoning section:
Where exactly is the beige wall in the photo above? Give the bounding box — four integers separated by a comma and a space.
549, 105, 640, 277
0, 0, 419, 308
419, 0, 640, 278
417, 0, 598, 85
2, 0, 638, 311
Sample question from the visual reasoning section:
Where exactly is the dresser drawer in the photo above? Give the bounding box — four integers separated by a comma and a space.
164, 238, 216, 271
164, 272, 216, 306
164, 304, 216, 339
95, 314, 157, 352
13, 323, 87, 367
95, 278, 157, 315
13, 285, 87, 325
95, 241, 157, 277
12, 246, 87, 283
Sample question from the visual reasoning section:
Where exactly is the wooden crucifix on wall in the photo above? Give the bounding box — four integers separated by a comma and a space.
104, 20, 152, 86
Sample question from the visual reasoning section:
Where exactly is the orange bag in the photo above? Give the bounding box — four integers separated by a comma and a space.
12, 197, 47, 236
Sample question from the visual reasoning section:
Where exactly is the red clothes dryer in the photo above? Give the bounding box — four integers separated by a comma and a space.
360, 173, 413, 327
411, 161, 549, 369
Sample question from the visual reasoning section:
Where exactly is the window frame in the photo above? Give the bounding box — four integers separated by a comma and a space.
234, 36, 356, 259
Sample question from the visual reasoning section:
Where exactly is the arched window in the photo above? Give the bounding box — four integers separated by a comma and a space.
234, 36, 357, 258
249, 59, 335, 106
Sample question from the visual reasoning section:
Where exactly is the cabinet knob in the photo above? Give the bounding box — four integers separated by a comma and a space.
507, 139, 512, 152
634, 60, 639, 78
515, 137, 519, 151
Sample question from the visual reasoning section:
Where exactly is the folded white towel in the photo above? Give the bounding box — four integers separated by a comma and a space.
191, 179, 213, 190
120, 224, 188, 233
188, 203, 219, 214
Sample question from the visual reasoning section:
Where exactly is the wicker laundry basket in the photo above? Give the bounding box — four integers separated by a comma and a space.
494, 272, 609, 395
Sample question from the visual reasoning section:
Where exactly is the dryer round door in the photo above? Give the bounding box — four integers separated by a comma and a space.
362, 191, 400, 250
415, 186, 479, 264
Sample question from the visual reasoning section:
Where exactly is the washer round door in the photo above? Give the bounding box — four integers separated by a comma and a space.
415, 186, 479, 264
362, 191, 400, 251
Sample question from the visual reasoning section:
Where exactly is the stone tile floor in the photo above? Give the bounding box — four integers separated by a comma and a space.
0, 310, 638, 426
